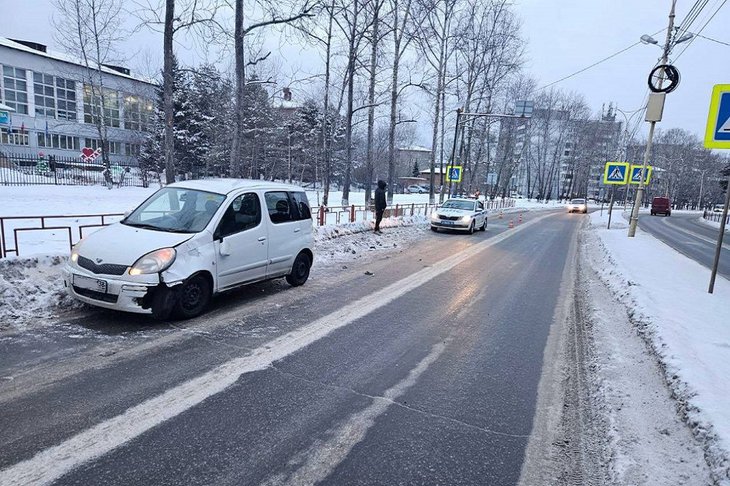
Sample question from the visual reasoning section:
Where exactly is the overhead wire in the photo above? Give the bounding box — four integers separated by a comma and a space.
673, 0, 727, 61
535, 29, 665, 92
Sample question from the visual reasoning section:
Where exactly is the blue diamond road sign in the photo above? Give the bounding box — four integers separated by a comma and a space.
446, 166, 463, 183
603, 162, 629, 185
704, 84, 730, 149
629, 165, 652, 185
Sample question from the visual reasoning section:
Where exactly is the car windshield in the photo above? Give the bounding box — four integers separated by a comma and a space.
442, 200, 474, 211
123, 187, 226, 233
570, 199, 585, 204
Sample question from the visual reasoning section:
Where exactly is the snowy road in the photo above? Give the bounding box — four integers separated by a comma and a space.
638, 212, 730, 279
0, 211, 590, 485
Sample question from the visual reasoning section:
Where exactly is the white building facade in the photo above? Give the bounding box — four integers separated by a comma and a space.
0, 38, 156, 166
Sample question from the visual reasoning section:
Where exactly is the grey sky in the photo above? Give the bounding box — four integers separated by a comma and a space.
5, 0, 729, 144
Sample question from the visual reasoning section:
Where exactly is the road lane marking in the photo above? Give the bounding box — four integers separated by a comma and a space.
261, 341, 448, 486
660, 217, 730, 250
0, 212, 556, 486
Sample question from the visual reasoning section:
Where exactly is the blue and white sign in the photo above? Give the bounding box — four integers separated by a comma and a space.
629, 165, 652, 185
704, 84, 730, 149
0, 111, 9, 126
603, 162, 629, 185
446, 165, 463, 183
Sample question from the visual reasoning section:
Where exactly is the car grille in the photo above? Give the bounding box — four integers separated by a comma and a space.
77, 255, 128, 276
439, 215, 460, 221
73, 286, 119, 303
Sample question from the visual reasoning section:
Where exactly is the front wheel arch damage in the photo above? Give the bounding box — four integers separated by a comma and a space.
142, 271, 214, 321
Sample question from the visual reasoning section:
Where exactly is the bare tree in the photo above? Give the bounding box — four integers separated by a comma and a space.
416, 0, 461, 203
230, 0, 315, 179
53, 0, 126, 188
133, 0, 225, 183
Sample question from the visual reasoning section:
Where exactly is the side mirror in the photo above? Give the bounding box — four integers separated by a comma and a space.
219, 238, 231, 256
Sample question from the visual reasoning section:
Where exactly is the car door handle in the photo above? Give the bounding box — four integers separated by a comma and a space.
258, 237, 267, 242
293, 228, 301, 233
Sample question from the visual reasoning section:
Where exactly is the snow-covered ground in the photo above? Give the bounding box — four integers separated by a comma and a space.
584, 210, 730, 484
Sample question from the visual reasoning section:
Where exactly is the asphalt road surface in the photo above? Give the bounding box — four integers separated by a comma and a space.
0, 211, 583, 486
638, 211, 730, 280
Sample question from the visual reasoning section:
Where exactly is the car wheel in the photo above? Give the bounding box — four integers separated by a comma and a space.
468, 221, 475, 235
480, 218, 487, 231
651, 211, 655, 216
174, 273, 212, 319
431, 226, 438, 232
286, 252, 311, 287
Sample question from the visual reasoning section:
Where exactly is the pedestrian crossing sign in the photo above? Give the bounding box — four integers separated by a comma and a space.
704, 84, 730, 149
603, 162, 629, 185
446, 165, 463, 183
629, 165, 652, 185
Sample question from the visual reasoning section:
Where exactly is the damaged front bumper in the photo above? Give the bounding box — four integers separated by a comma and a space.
62, 264, 180, 314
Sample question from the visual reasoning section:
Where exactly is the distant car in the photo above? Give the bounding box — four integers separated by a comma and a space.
407, 184, 426, 194
651, 196, 671, 216
430, 198, 487, 234
566, 198, 587, 214
713, 204, 725, 213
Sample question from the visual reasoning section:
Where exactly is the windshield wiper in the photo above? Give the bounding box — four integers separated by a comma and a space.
122, 222, 168, 231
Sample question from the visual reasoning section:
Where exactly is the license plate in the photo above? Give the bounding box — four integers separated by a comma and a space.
73, 274, 108, 293
441, 220, 454, 225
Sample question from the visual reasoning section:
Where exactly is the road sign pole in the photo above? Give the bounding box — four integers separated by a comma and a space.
628, 121, 656, 237
607, 186, 615, 229
446, 109, 462, 201
709, 174, 730, 293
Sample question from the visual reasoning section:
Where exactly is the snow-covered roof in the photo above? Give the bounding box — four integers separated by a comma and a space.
0, 102, 14, 111
0, 38, 156, 86
398, 145, 432, 153
170, 178, 304, 195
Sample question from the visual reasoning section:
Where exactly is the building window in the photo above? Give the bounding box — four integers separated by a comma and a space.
125, 143, 141, 157
33, 72, 56, 118
123, 95, 153, 131
38, 132, 80, 150
84, 86, 120, 128
56, 78, 77, 121
1, 127, 29, 145
3, 66, 29, 115
84, 138, 120, 154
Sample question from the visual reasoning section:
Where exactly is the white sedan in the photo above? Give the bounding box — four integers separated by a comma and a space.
566, 198, 587, 213
430, 198, 487, 234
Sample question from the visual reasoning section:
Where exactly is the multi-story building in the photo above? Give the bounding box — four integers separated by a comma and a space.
0, 38, 156, 166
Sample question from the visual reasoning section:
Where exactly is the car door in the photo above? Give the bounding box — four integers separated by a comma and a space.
213, 192, 268, 290
264, 191, 302, 277
476, 200, 485, 226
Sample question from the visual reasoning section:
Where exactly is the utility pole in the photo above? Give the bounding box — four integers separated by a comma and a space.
628, 0, 676, 237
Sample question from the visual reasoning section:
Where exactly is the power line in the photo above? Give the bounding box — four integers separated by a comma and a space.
674, 0, 727, 61
693, 32, 730, 47
676, 0, 710, 35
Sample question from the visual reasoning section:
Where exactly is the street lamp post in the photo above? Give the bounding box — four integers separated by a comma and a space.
443, 102, 533, 203
628, 0, 692, 236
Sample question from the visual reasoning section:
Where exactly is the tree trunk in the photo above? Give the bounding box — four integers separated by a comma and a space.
230, 0, 245, 178
365, 2, 380, 205
163, 0, 175, 184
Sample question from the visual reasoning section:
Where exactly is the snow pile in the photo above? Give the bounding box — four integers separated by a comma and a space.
0, 256, 82, 331
585, 211, 730, 483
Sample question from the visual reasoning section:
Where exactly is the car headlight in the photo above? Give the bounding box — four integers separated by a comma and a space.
430, 213, 440, 221
129, 248, 176, 275
70, 238, 85, 263
460, 215, 472, 222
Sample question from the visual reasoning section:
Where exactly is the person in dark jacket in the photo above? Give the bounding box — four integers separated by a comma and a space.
374, 180, 387, 233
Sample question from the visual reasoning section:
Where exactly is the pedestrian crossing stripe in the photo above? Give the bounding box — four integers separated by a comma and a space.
629, 165, 652, 185
603, 162, 629, 185
704, 84, 730, 149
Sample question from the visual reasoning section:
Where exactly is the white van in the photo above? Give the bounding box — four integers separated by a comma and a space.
62, 179, 314, 320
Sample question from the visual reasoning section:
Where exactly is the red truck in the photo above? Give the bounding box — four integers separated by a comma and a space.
650, 196, 671, 216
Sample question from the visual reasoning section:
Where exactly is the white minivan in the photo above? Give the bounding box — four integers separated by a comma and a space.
63, 179, 314, 320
